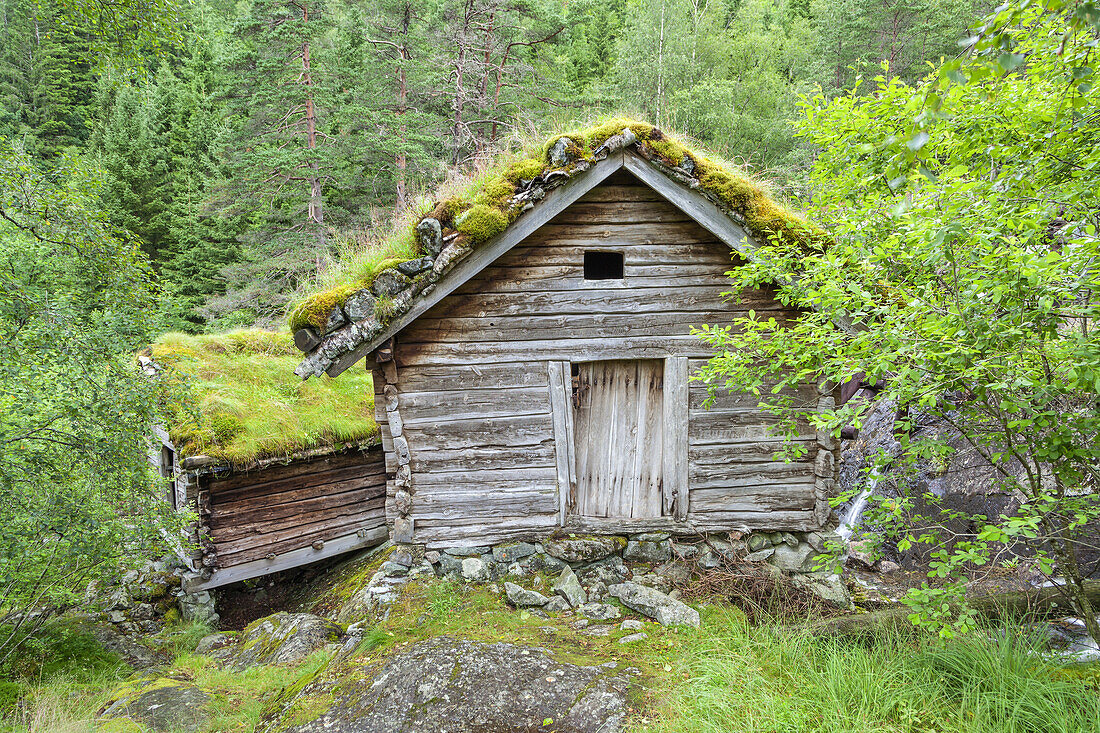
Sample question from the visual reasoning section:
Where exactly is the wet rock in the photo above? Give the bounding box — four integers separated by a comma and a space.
100, 677, 213, 733
608, 582, 700, 628
553, 566, 587, 608
229, 613, 344, 671
504, 582, 549, 608
492, 541, 537, 563
618, 632, 647, 645
416, 218, 444, 256
259, 637, 631, 733
578, 603, 621, 621
624, 538, 672, 564
545, 535, 625, 563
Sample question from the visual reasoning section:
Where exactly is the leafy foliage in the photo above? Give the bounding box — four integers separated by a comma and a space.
0, 143, 187, 659
695, 2, 1100, 641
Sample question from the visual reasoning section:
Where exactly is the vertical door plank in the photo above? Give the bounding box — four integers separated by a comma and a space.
548, 360, 574, 526
636, 360, 665, 518
663, 356, 690, 520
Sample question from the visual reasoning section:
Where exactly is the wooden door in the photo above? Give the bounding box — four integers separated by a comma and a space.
572, 360, 664, 518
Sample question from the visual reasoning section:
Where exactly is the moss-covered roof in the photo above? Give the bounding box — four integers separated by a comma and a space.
290, 116, 827, 379
147, 330, 378, 465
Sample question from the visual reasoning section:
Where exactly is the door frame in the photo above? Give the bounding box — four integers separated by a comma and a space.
548, 356, 689, 529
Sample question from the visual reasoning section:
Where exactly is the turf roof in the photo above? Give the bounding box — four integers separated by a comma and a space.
148, 330, 378, 465
290, 116, 827, 377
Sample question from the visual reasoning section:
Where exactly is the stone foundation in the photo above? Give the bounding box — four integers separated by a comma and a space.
370, 530, 849, 613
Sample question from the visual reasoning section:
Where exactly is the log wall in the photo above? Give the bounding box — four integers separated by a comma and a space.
387, 170, 825, 546
198, 446, 387, 569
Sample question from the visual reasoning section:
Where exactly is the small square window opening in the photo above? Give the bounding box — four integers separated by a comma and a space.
583, 251, 624, 280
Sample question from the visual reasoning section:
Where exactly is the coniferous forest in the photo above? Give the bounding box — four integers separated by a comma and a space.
1, 0, 985, 330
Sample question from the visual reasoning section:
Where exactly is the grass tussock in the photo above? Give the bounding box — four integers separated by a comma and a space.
288, 115, 824, 335
148, 329, 378, 464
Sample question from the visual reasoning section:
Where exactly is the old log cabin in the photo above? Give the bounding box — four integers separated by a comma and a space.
290, 119, 840, 550
144, 331, 387, 591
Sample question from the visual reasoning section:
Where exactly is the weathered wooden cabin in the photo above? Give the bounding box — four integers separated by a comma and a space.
144, 332, 388, 591
292, 122, 840, 550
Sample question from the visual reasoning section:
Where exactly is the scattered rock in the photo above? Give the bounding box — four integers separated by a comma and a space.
424, 550, 441, 565
342, 290, 376, 321
553, 567, 588, 608
655, 560, 692, 586
194, 632, 237, 660
259, 637, 632, 733
416, 218, 444, 256
578, 603, 621, 621
100, 677, 213, 733
371, 268, 411, 298
579, 624, 614, 636
608, 582, 701, 628
618, 633, 648, 645
623, 538, 672, 563
461, 558, 489, 582
548, 137, 576, 167
228, 613, 344, 671
76, 619, 168, 670
619, 620, 644, 632
444, 546, 490, 557
504, 582, 550, 608
791, 572, 852, 609
492, 541, 537, 563
544, 596, 571, 613
396, 256, 434, 277
544, 535, 625, 563
768, 543, 816, 572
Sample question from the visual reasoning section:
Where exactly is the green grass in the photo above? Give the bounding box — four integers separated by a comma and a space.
148, 329, 378, 464
4, 581, 1098, 733
287, 114, 826, 335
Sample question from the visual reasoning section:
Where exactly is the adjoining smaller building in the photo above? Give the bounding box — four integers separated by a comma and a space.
144, 331, 386, 592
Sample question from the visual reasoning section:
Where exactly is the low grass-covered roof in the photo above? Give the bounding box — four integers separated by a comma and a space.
290, 116, 827, 378
148, 330, 378, 465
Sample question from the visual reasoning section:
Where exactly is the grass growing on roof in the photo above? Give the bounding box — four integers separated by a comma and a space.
149, 329, 378, 464
288, 115, 825, 337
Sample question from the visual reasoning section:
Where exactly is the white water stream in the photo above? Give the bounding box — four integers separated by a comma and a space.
837, 471, 881, 541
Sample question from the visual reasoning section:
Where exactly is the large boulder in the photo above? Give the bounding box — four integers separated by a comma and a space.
259, 636, 633, 733
100, 676, 213, 733
544, 535, 625, 563
607, 582, 701, 628
229, 613, 344, 671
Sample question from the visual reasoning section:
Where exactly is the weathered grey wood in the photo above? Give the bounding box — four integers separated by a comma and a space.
690, 462, 816, 490
690, 484, 817, 513
573, 360, 664, 519
212, 477, 385, 521
395, 385, 550, 422
576, 184, 666, 203
401, 414, 554, 450
216, 511, 387, 563
409, 489, 558, 521
548, 201, 693, 225
623, 150, 756, 261
547, 360, 575, 526
688, 381, 817, 411
399, 335, 717, 367
663, 356, 689, 520
686, 511, 818, 532
183, 526, 388, 592
324, 151, 628, 377
565, 516, 688, 534
688, 410, 815, 445
410, 466, 558, 488
689, 441, 817, 466
410, 443, 556, 473
416, 518, 560, 548
207, 449, 382, 494
392, 361, 546, 392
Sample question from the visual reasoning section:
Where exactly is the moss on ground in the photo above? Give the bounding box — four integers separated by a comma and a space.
287, 115, 826, 338
148, 329, 378, 464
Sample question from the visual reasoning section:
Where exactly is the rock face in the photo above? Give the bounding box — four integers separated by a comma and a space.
229, 613, 344, 671
608, 582, 701, 628
260, 637, 632, 733
100, 677, 213, 733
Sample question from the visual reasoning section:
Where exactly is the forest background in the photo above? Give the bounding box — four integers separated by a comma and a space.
0, 0, 987, 333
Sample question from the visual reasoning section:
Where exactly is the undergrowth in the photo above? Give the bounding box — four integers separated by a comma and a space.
147, 329, 378, 464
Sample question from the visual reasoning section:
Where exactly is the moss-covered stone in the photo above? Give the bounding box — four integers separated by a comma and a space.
454, 205, 509, 244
